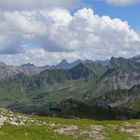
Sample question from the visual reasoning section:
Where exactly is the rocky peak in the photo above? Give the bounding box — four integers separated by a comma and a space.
20, 63, 36, 68
110, 57, 130, 67
55, 59, 70, 69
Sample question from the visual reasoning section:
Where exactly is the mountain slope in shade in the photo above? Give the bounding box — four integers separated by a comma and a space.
55, 59, 71, 69
55, 59, 86, 69
38, 99, 140, 120
93, 85, 140, 112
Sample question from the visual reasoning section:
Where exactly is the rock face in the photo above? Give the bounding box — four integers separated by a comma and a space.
0, 62, 46, 81
19, 63, 45, 76
0, 62, 21, 81
93, 57, 140, 96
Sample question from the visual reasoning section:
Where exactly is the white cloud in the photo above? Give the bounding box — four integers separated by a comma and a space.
106, 0, 140, 6
0, 0, 82, 10
0, 8, 140, 65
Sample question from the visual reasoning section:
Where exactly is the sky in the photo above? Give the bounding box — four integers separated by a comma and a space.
0, 0, 140, 66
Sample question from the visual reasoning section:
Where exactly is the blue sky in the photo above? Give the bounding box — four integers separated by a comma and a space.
84, 0, 140, 30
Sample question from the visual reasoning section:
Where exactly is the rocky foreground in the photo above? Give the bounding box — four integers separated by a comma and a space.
1, 108, 140, 140
0, 108, 49, 128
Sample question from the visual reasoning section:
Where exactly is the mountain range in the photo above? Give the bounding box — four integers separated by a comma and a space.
0, 58, 109, 81
0, 55, 140, 119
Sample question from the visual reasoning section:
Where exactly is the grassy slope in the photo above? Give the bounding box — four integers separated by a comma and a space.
123, 98, 140, 112
0, 105, 140, 140
0, 63, 104, 113
93, 85, 140, 112
1, 115, 140, 140
7, 78, 95, 113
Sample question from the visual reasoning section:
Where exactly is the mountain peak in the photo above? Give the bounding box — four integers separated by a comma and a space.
55, 59, 70, 69
60, 59, 69, 64
21, 63, 36, 68
110, 57, 129, 68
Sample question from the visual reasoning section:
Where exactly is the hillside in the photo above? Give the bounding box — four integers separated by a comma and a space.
38, 99, 140, 120
1, 108, 140, 140
91, 57, 140, 97
93, 84, 140, 112
0, 63, 104, 113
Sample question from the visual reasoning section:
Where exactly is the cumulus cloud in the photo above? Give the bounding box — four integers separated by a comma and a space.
106, 0, 140, 6
0, 47, 81, 66
0, 8, 140, 65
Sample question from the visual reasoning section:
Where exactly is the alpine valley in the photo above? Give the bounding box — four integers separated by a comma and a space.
0, 56, 139, 120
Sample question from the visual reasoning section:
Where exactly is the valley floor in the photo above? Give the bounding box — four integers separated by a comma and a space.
0, 108, 140, 140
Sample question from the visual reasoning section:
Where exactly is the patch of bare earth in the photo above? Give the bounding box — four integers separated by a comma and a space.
119, 122, 140, 138
55, 124, 105, 139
